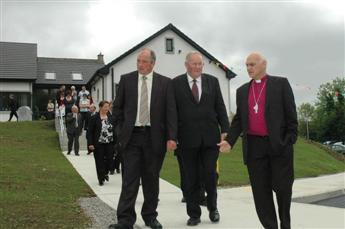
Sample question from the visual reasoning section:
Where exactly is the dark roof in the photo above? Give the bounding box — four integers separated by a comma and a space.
0, 41, 37, 80
37, 57, 104, 85
89, 23, 236, 85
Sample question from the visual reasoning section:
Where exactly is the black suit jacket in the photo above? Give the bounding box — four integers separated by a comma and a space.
112, 71, 177, 155
172, 73, 229, 149
87, 112, 113, 146
65, 113, 83, 135
227, 75, 298, 164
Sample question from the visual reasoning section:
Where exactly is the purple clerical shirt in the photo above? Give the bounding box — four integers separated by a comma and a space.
247, 75, 268, 136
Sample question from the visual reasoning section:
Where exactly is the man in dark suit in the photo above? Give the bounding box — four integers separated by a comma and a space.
109, 48, 177, 229
66, 105, 83, 156
172, 51, 229, 226
218, 53, 298, 229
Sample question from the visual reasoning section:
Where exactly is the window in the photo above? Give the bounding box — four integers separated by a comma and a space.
45, 72, 56, 80
165, 38, 174, 53
72, 73, 83, 81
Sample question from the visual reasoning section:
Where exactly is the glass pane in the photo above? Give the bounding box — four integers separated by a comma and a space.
72, 73, 83, 80
166, 38, 174, 52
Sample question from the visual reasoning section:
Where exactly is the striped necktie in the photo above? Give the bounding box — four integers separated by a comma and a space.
139, 75, 149, 125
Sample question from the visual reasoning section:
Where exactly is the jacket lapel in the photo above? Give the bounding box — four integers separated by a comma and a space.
199, 74, 208, 104
242, 81, 251, 131
265, 75, 271, 112
131, 72, 139, 116
151, 72, 160, 112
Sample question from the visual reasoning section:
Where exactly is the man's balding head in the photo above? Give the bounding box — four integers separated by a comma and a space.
246, 52, 267, 80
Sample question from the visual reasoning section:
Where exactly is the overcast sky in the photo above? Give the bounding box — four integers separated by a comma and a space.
1, 0, 344, 112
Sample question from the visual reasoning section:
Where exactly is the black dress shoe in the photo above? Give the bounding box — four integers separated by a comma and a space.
105, 175, 109, 181
145, 219, 162, 229
109, 170, 115, 175
67, 151, 71, 155
209, 209, 220, 222
181, 197, 186, 203
187, 218, 200, 226
99, 180, 104, 186
116, 168, 121, 173
108, 224, 127, 229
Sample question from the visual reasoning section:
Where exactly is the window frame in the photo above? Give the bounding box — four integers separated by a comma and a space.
165, 37, 174, 54
44, 72, 56, 80
71, 72, 83, 81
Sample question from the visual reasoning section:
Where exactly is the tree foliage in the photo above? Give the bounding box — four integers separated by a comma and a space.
298, 77, 345, 142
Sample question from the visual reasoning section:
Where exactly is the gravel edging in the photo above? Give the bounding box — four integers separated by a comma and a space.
79, 197, 117, 229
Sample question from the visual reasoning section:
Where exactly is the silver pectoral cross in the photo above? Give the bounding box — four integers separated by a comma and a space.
253, 103, 259, 114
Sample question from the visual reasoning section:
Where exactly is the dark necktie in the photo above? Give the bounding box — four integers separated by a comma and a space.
192, 79, 199, 103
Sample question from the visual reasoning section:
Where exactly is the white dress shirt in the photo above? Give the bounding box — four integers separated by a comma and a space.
135, 71, 153, 126
187, 73, 202, 101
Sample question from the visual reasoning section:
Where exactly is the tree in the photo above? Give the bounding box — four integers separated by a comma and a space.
313, 77, 345, 142
297, 103, 315, 139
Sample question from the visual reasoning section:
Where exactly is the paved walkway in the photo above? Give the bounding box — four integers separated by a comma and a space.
62, 150, 345, 229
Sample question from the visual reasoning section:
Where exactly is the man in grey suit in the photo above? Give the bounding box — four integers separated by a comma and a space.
66, 105, 82, 156
219, 53, 298, 229
109, 48, 177, 229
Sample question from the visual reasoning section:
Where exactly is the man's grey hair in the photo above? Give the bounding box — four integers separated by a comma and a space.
140, 48, 156, 63
185, 51, 203, 63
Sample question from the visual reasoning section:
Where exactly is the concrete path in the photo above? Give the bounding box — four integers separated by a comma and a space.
62, 150, 345, 229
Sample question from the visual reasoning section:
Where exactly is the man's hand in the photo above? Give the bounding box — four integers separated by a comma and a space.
217, 140, 231, 153
88, 145, 95, 151
167, 140, 177, 151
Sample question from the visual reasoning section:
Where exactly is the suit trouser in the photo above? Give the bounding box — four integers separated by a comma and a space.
180, 144, 219, 219
111, 150, 123, 172
176, 152, 207, 201
80, 112, 88, 130
94, 143, 113, 182
67, 130, 79, 154
247, 135, 294, 229
116, 128, 159, 227
8, 111, 18, 121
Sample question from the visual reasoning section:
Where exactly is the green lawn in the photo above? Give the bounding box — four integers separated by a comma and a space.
0, 121, 93, 228
160, 138, 345, 187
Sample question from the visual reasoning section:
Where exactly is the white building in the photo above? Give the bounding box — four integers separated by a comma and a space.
88, 23, 236, 114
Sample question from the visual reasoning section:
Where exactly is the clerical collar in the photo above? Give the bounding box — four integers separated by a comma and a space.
254, 75, 268, 84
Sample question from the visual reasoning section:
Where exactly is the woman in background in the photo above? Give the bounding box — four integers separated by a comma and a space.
87, 101, 114, 186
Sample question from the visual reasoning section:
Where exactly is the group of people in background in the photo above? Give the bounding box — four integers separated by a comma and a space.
55, 85, 122, 187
